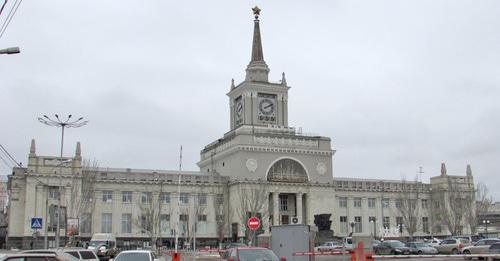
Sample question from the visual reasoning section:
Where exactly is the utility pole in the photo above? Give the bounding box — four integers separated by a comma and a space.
175, 145, 182, 252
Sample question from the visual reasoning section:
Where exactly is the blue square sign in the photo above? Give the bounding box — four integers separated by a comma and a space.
31, 218, 43, 229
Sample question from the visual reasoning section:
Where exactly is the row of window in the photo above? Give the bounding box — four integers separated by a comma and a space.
338, 216, 430, 234
80, 213, 224, 234
338, 197, 429, 209
99, 191, 224, 205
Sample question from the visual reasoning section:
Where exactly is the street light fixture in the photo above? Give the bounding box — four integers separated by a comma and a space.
370, 219, 376, 239
350, 221, 356, 235
483, 220, 490, 238
0, 46, 20, 54
38, 114, 88, 247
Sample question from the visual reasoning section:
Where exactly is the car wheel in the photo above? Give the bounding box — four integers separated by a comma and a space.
374, 250, 379, 255
417, 251, 423, 255
390, 250, 396, 255
451, 249, 459, 254
463, 250, 472, 260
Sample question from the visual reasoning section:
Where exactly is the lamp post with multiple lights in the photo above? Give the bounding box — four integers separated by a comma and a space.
38, 114, 88, 247
483, 220, 491, 238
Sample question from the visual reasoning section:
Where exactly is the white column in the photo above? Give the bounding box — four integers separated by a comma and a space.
273, 192, 279, 226
296, 193, 303, 224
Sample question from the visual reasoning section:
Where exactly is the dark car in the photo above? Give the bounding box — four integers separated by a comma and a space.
406, 242, 438, 255
225, 247, 285, 261
374, 240, 411, 255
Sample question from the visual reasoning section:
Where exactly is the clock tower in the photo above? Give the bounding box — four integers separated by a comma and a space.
228, 6, 289, 130
199, 7, 334, 184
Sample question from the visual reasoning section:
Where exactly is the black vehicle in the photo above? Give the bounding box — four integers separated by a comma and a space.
374, 240, 411, 255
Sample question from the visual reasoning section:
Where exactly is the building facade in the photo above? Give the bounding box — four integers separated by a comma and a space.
7, 8, 476, 249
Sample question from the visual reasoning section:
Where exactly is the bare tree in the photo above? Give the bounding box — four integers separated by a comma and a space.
213, 185, 229, 246
133, 189, 165, 252
465, 182, 493, 234
235, 183, 269, 245
396, 176, 422, 239
436, 177, 474, 235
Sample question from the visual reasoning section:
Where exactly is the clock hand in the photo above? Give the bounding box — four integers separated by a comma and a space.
264, 103, 273, 109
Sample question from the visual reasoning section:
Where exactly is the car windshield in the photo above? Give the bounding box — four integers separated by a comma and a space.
89, 241, 107, 247
115, 252, 150, 261
414, 243, 426, 248
388, 241, 406, 247
238, 249, 279, 261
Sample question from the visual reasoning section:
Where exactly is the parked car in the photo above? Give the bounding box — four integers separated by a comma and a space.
488, 242, 500, 261
342, 237, 353, 250
22, 250, 80, 261
62, 248, 100, 261
373, 240, 411, 255
462, 239, 500, 259
111, 250, 159, 261
405, 242, 438, 255
315, 241, 342, 252
435, 238, 470, 254
456, 235, 483, 244
372, 240, 381, 248
0, 253, 64, 261
224, 247, 285, 261
87, 233, 118, 260
427, 238, 441, 248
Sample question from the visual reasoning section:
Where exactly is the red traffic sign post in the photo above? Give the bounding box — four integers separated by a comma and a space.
247, 217, 261, 230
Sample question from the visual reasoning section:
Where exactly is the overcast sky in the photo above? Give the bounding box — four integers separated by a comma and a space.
1, 1, 499, 199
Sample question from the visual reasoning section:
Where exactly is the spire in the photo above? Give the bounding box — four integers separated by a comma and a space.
75, 141, 81, 158
230, 78, 235, 90
245, 6, 270, 82
440, 162, 447, 176
29, 138, 36, 156
281, 72, 287, 86
466, 164, 472, 176
251, 6, 264, 62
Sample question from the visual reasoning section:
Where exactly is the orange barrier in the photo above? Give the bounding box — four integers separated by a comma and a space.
171, 252, 181, 261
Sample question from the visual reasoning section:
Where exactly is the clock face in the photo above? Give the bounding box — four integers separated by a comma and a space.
259, 98, 275, 116
236, 101, 243, 117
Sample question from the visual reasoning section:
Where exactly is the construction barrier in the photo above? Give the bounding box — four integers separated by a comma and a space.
373, 254, 500, 259
171, 252, 181, 261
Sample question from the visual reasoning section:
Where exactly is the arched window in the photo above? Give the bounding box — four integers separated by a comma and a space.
267, 158, 308, 183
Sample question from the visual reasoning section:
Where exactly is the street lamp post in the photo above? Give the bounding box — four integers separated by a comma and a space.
0, 46, 20, 54
370, 219, 376, 239
483, 220, 490, 238
38, 114, 88, 247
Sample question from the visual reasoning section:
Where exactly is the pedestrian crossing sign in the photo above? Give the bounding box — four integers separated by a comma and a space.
31, 218, 43, 229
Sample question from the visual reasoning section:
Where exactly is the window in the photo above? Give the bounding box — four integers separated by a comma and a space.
354, 198, 362, 208
383, 217, 390, 229
396, 216, 403, 225
141, 214, 151, 232
141, 192, 151, 204
339, 197, 347, 208
179, 214, 189, 235
422, 199, 428, 209
160, 192, 170, 204
81, 213, 92, 234
122, 214, 132, 233
122, 191, 132, 203
354, 216, 362, 233
340, 216, 348, 233
395, 199, 401, 208
101, 213, 112, 233
180, 193, 189, 204
267, 158, 308, 183
49, 186, 60, 199
197, 215, 208, 234
279, 194, 288, 211
160, 214, 170, 234
382, 198, 389, 208
198, 193, 207, 205
102, 191, 113, 203
216, 194, 224, 205
368, 198, 376, 208
422, 217, 429, 233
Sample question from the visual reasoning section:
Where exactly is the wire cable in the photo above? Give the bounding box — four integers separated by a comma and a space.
0, 0, 8, 17
0, 154, 13, 169
0, 144, 21, 167
0, 0, 22, 40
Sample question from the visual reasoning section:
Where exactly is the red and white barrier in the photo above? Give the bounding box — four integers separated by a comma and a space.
293, 250, 351, 256
373, 254, 500, 259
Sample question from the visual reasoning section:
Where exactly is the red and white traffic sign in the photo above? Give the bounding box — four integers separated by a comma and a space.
247, 217, 261, 230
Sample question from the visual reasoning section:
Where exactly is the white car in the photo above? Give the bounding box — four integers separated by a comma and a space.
111, 250, 159, 261
63, 248, 100, 261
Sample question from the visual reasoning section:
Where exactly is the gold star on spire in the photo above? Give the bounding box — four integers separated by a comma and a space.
252, 6, 261, 19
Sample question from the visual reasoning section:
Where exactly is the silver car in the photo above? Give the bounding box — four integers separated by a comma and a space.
462, 239, 500, 259
406, 242, 438, 255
